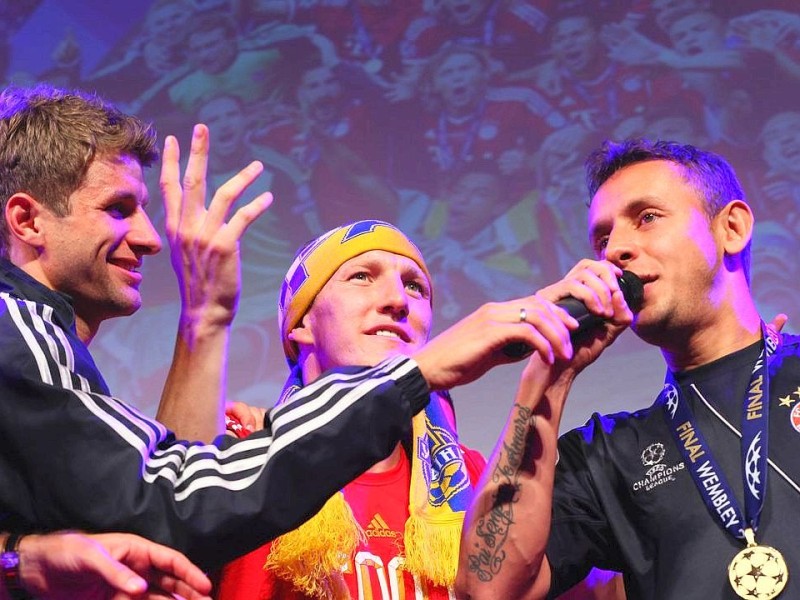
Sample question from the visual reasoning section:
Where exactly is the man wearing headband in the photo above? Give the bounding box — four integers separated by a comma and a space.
209, 219, 481, 599
207, 220, 625, 600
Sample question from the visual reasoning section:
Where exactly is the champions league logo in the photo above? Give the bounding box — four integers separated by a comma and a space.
417, 422, 470, 509
641, 442, 666, 470
745, 431, 764, 500
729, 544, 788, 599
664, 384, 679, 419
632, 441, 685, 493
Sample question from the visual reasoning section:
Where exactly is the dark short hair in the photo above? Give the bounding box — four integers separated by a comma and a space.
585, 138, 751, 278
0, 84, 158, 257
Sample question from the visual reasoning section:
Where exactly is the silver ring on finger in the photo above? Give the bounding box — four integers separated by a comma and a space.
519, 307, 527, 323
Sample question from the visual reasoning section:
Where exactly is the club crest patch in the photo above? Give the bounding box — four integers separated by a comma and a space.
417, 422, 469, 509
790, 403, 800, 433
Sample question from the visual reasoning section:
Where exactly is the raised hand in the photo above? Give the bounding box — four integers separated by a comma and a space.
156, 123, 272, 441
159, 123, 272, 331
534, 259, 635, 374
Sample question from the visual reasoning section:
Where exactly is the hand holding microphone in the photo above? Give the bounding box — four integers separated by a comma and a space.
504, 270, 644, 359
410, 269, 642, 389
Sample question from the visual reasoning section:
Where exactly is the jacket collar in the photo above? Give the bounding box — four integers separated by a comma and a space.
0, 258, 77, 332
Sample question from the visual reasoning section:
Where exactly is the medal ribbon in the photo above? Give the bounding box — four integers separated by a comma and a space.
658, 323, 780, 541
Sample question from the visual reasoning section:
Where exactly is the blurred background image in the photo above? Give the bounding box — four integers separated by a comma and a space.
5, 0, 799, 453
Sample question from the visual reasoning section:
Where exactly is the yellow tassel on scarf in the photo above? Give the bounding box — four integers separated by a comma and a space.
402, 511, 464, 586
264, 492, 364, 599
265, 391, 473, 596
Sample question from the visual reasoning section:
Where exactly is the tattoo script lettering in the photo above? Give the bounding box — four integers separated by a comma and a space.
467, 404, 536, 581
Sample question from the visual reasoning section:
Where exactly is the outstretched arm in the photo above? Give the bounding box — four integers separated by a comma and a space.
457, 260, 635, 600
156, 124, 272, 442
2, 531, 211, 600
3, 277, 615, 571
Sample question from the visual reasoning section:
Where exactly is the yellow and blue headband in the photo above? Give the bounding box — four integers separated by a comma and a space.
279, 220, 432, 363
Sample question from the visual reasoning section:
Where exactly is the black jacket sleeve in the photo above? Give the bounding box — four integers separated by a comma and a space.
0, 295, 430, 570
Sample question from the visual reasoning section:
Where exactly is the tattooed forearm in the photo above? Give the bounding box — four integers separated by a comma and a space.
467, 404, 537, 581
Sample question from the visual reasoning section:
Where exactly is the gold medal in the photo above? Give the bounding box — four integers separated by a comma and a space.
728, 528, 788, 599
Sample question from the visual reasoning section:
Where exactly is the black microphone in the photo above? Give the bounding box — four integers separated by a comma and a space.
503, 270, 644, 359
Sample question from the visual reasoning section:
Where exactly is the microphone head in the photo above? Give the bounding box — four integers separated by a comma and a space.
618, 270, 644, 313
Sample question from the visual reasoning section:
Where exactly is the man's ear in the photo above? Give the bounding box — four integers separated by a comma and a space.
287, 315, 314, 347
5, 193, 47, 250
716, 199, 753, 256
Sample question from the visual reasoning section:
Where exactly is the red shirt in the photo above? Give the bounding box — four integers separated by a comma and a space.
216, 445, 486, 600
